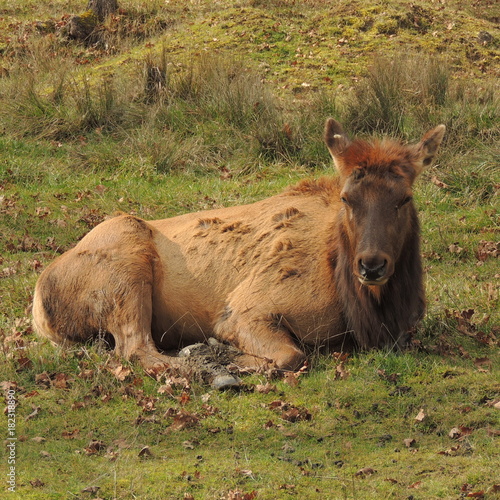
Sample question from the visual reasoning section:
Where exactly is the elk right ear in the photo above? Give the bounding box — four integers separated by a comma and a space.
324, 118, 350, 170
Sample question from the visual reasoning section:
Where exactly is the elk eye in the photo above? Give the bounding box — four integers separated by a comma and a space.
341, 196, 349, 205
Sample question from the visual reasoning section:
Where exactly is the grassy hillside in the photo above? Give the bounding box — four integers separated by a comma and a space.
0, 1, 499, 499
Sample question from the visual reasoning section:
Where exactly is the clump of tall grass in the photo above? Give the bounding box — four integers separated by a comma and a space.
0, 33, 498, 178
342, 54, 499, 146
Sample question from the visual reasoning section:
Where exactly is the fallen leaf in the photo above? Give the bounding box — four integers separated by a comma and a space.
466, 491, 485, 498
403, 438, 416, 448
255, 383, 277, 394
474, 357, 492, 370
168, 410, 199, 431
84, 440, 106, 455
283, 371, 300, 387
335, 361, 350, 380
53, 372, 71, 389
178, 390, 191, 405
236, 469, 254, 477
30, 479, 45, 488
157, 384, 174, 395
106, 361, 131, 381
414, 408, 426, 422
227, 490, 257, 500
136, 395, 158, 412
138, 446, 154, 458
431, 176, 450, 189
438, 445, 461, 456
448, 242, 464, 254
476, 240, 499, 261
281, 406, 312, 423
16, 355, 32, 372
62, 429, 80, 439
25, 405, 41, 421
78, 369, 95, 379
82, 486, 100, 494
409, 481, 422, 489
355, 467, 377, 477
31, 437, 46, 443
35, 372, 51, 388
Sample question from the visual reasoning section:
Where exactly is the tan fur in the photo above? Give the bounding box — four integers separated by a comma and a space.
32, 120, 445, 372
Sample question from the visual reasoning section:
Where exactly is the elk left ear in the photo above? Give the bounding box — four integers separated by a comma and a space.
415, 124, 446, 173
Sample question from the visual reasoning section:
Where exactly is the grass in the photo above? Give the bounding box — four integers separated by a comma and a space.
0, 0, 499, 498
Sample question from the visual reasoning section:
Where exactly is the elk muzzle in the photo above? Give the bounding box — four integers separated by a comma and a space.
356, 252, 392, 286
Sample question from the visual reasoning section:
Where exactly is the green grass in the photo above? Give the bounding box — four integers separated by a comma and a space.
0, 0, 499, 498
4, 344, 500, 499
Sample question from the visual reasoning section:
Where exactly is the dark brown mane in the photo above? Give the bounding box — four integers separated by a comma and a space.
332, 205, 425, 348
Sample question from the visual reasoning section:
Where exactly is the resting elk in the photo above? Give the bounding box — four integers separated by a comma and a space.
33, 119, 445, 385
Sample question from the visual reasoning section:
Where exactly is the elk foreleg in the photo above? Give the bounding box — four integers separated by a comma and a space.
215, 312, 306, 372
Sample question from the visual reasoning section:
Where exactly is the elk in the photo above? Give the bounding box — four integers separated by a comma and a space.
33, 119, 445, 384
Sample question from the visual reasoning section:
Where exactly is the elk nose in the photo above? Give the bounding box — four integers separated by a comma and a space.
358, 256, 387, 281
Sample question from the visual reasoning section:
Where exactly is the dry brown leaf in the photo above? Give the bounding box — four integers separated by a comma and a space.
82, 486, 100, 494
255, 383, 277, 394
283, 371, 300, 387
281, 406, 312, 423
403, 438, 416, 448
84, 440, 106, 455
53, 372, 71, 389
35, 372, 51, 388
438, 445, 461, 456
62, 429, 80, 439
78, 369, 95, 380
138, 446, 154, 458
168, 410, 199, 431
335, 362, 350, 380
25, 405, 41, 421
414, 408, 426, 422
476, 240, 499, 261
279, 483, 296, 490
431, 176, 450, 189
107, 363, 131, 381
448, 243, 464, 254
355, 467, 377, 477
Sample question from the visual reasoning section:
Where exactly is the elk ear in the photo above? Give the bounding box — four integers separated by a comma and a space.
324, 118, 350, 170
415, 124, 446, 174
